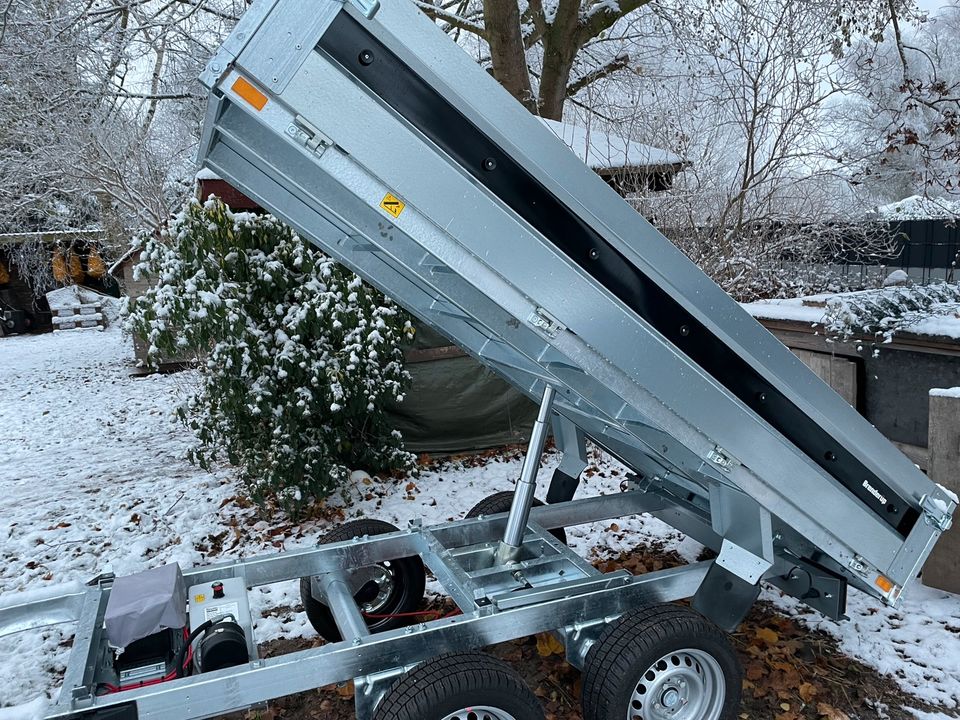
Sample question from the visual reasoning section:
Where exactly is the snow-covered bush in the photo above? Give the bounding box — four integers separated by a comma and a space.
124, 198, 415, 514
821, 281, 960, 345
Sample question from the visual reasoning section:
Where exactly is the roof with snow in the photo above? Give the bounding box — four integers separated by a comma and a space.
539, 118, 685, 173
0, 230, 106, 247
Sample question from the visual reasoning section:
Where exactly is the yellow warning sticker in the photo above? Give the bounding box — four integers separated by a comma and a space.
380, 193, 405, 218
194, 594, 206, 604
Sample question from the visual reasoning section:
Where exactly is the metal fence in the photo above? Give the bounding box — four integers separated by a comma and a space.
833, 220, 959, 284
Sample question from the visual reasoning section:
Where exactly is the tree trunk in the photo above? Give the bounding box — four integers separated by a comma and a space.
537, 0, 582, 120
483, 0, 537, 112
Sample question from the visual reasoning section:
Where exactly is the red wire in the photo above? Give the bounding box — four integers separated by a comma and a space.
362, 608, 462, 620
103, 611, 463, 695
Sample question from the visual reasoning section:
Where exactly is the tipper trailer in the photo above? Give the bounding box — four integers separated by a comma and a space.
1, 1, 955, 719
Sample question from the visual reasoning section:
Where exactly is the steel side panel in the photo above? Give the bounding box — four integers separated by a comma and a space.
200, 100, 907, 581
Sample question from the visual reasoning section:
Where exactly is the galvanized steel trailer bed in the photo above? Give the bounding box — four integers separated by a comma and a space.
2, 0, 955, 718
191, 0, 954, 602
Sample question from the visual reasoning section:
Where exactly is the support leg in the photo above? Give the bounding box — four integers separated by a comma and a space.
547, 416, 589, 503
496, 385, 556, 564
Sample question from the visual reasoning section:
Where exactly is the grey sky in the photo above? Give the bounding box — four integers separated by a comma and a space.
916, 0, 952, 14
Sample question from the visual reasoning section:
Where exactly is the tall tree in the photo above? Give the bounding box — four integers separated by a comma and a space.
840, 1, 960, 200
416, 0, 925, 120
0, 0, 250, 239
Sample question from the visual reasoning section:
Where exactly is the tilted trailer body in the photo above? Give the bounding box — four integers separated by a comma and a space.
1, 1, 955, 719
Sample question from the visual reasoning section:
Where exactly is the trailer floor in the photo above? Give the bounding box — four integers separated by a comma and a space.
1, 328, 958, 718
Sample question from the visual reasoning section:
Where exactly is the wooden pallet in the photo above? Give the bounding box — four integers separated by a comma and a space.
52, 303, 105, 332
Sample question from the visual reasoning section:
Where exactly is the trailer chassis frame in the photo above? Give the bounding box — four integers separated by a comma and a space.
2, 485, 720, 720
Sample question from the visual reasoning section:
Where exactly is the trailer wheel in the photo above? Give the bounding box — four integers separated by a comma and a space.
299, 519, 425, 642
582, 604, 741, 720
466, 491, 567, 545
372, 651, 545, 720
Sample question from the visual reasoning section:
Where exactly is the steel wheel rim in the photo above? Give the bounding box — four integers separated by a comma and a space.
627, 648, 726, 720
355, 562, 397, 614
440, 707, 518, 720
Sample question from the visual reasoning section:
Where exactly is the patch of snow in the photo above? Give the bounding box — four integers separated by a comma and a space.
45, 286, 122, 326
930, 387, 960, 399
349, 469, 372, 485
767, 578, 960, 710
906, 313, 960, 341
195, 167, 221, 182
0, 697, 47, 720
1, 329, 957, 716
875, 195, 960, 221
908, 710, 954, 720
884, 269, 911, 287
0, 329, 247, 706
741, 297, 825, 325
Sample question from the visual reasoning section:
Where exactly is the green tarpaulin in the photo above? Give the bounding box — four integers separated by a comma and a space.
385, 326, 537, 454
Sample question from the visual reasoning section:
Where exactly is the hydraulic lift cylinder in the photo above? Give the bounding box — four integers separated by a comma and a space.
497, 386, 557, 564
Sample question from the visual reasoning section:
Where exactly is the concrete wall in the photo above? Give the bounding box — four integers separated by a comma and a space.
863, 349, 960, 448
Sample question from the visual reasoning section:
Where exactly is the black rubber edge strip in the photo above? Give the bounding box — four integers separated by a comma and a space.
316, 12, 918, 537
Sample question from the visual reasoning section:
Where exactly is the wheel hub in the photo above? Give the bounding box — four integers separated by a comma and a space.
309, 562, 397, 614
661, 687, 681, 709
440, 708, 517, 720
627, 649, 725, 720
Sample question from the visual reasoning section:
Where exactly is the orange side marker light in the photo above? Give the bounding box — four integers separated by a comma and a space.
232, 76, 268, 111
875, 575, 895, 594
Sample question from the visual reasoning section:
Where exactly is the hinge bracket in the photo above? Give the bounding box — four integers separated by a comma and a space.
527, 307, 565, 338
920, 488, 956, 533
288, 115, 334, 155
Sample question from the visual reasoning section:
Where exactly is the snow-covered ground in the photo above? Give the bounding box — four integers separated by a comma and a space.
0, 329, 958, 717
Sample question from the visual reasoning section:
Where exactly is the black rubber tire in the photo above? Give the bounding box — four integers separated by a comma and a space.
465, 490, 568, 545
581, 604, 742, 720
372, 651, 545, 720
299, 518, 425, 642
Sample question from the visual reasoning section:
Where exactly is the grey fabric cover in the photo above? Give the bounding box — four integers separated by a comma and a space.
104, 563, 187, 649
